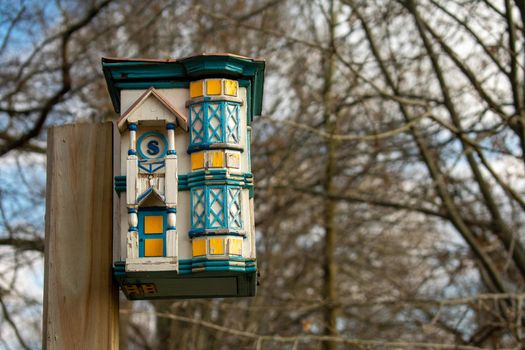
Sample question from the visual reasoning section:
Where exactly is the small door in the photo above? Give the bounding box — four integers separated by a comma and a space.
138, 207, 167, 257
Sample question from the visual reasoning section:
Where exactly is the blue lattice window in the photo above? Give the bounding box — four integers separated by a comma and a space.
190, 185, 243, 232
225, 102, 240, 143
207, 187, 225, 228
189, 101, 240, 147
207, 103, 223, 143
227, 187, 242, 229
191, 188, 205, 229
190, 104, 205, 144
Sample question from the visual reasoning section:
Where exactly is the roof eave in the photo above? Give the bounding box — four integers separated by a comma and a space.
101, 55, 265, 117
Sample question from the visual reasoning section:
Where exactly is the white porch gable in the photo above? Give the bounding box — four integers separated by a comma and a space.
117, 87, 188, 131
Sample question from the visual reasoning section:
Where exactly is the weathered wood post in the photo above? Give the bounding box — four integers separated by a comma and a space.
43, 122, 118, 349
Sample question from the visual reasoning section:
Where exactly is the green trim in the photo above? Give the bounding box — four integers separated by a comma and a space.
101, 55, 265, 122
113, 261, 257, 299
113, 173, 253, 193
114, 175, 126, 194
115, 81, 189, 89
191, 256, 253, 263
192, 266, 256, 273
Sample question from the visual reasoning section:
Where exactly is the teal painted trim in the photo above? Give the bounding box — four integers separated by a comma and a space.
114, 259, 255, 274
113, 174, 251, 193
183, 185, 253, 193
113, 262, 126, 277
187, 179, 245, 185
188, 230, 246, 238
187, 180, 245, 188
186, 170, 250, 180
138, 207, 167, 257
193, 266, 256, 273
136, 187, 153, 203
188, 172, 242, 179
238, 80, 250, 87
110, 64, 187, 78
188, 168, 228, 175
245, 81, 253, 124
115, 175, 126, 194
115, 81, 189, 89
187, 174, 245, 181
101, 55, 264, 118
186, 143, 244, 154
102, 65, 120, 116
247, 127, 252, 172
192, 260, 248, 267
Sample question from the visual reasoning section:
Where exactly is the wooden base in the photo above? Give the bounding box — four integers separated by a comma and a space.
114, 261, 257, 300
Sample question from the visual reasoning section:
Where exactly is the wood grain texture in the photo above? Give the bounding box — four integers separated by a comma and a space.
43, 123, 118, 350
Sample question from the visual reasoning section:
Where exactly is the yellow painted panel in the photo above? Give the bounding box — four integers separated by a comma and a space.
209, 238, 224, 255
144, 238, 163, 257
224, 80, 238, 96
206, 79, 222, 95
144, 216, 163, 234
210, 151, 224, 168
190, 80, 203, 98
191, 152, 205, 170
229, 238, 242, 255
193, 239, 206, 256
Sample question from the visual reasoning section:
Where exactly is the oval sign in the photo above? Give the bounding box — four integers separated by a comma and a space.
137, 131, 167, 159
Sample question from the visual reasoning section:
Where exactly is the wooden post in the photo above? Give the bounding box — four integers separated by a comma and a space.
43, 123, 118, 349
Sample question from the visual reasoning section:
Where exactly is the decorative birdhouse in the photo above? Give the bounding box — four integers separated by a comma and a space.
102, 54, 265, 299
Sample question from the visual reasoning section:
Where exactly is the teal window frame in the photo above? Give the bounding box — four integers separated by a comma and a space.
189, 101, 241, 148
190, 185, 243, 234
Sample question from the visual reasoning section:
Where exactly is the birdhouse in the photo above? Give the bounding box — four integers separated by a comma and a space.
102, 54, 265, 299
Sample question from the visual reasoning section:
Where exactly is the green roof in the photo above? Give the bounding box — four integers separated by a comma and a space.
101, 54, 265, 122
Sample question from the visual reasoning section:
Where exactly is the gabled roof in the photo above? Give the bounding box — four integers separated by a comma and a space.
117, 87, 188, 132
102, 53, 265, 124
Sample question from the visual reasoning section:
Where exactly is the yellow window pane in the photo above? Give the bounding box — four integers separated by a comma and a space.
209, 238, 224, 255
229, 238, 242, 255
209, 151, 224, 168
144, 216, 163, 234
191, 152, 205, 170
193, 239, 206, 257
224, 80, 238, 96
190, 80, 203, 98
206, 79, 222, 95
144, 238, 163, 257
